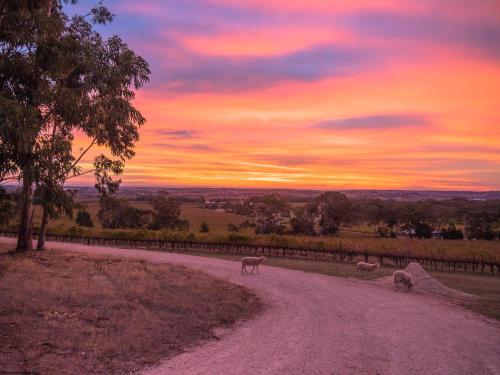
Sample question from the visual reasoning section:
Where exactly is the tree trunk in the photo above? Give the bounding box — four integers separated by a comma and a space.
16, 166, 34, 252
37, 207, 49, 251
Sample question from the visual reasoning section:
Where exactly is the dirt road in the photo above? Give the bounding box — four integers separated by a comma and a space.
2, 237, 499, 375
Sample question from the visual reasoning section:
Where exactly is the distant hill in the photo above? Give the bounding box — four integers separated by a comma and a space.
71, 186, 500, 202
3, 185, 499, 202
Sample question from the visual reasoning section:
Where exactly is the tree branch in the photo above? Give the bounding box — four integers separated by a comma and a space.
0, 174, 20, 184
66, 169, 95, 180
65, 137, 97, 177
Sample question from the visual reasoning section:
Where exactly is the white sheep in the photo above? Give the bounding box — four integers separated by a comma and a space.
356, 261, 380, 272
241, 256, 266, 274
393, 270, 413, 291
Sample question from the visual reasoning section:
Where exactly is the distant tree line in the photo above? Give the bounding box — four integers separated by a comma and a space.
0, 188, 188, 232
223, 192, 500, 240
97, 193, 188, 231
349, 197, 500, 240
2, 186, 499, 241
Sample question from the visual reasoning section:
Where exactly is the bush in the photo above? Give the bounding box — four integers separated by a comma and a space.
313, 192, 351, 235
265, 234, 291, 247
239, 220, 256, 229
290, 216, 315, 236
376, 226, 396, 238
65, 225, 88, 237
199, 222, 210, 233
149, 194, 189, 230
441, 225, 464, 240
225, 234, 251, 244
255, 221, 285, 235
414, 222, 433, 239
465, 212, 496, 240
227, 223, 239, 232
75, 210, 94, 227
98, 196, 153, 229
0, 188, 15, 226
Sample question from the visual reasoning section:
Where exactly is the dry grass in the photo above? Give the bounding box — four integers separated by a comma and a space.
31, 202, 253, 233
431, 272, 500, 321
180, 251, 394, 280
179, 204, 253, 232
0, 244, 261, 374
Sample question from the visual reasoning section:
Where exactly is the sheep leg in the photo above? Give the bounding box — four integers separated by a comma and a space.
250, 265, 256, 274
241, 264, 247, 274
256, 265, 259, 274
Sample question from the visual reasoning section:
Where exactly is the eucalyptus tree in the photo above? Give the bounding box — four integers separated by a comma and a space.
310, 192, 352, 235
0, 140, 17, 183
34, 130, 77, 250
0, 1, 150, 251
0, 187, 15, 225
75, 209, 93, 227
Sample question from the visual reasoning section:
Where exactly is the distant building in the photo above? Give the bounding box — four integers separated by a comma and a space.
399, 229, 416, 238
431, 230, 443, 239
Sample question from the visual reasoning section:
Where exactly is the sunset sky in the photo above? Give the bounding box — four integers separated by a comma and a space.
71, 0, 500, 190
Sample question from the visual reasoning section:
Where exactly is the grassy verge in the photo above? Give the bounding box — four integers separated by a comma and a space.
430, 272, 500, 321
0, 244, 261, 374
177, 250, 394, 280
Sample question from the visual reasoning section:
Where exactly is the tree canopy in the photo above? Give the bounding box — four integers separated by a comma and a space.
0, 1, 150, 251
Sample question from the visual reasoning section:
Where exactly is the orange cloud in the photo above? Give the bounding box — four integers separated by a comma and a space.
182, 27, 352, 57
67, 0, 500, 191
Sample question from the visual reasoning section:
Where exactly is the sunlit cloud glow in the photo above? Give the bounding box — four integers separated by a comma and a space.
67, 0, 500, 190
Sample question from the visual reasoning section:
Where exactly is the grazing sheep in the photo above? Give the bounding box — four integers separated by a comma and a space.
393, 270, 413, 291
241, 256, 266, 274
356, 261, 380, 272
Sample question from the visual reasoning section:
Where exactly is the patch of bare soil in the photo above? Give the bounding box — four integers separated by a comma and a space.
404, 262, 474, 298
0, 249, 261, 374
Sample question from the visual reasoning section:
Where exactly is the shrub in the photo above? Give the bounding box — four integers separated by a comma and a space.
199, 222, 210, 233
227, 223, 239, 232
98, 196, 153, 229
414, 222, 433, 239
238, 220, 256, 229
226, 234, 252, 244
65, 225, 87, 237
441, 224, 464, 240
376, 226, 397, 238
0, 188, 15, 225
75, 210, 94, 227
149, 194, 189, 230
290, 216, 315, 236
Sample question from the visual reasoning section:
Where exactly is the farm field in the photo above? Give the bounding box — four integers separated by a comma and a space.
178, 204, 254, 232
31, 201, 254, 233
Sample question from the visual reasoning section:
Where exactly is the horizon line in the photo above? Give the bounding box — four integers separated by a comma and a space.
2, 183, 498, 194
